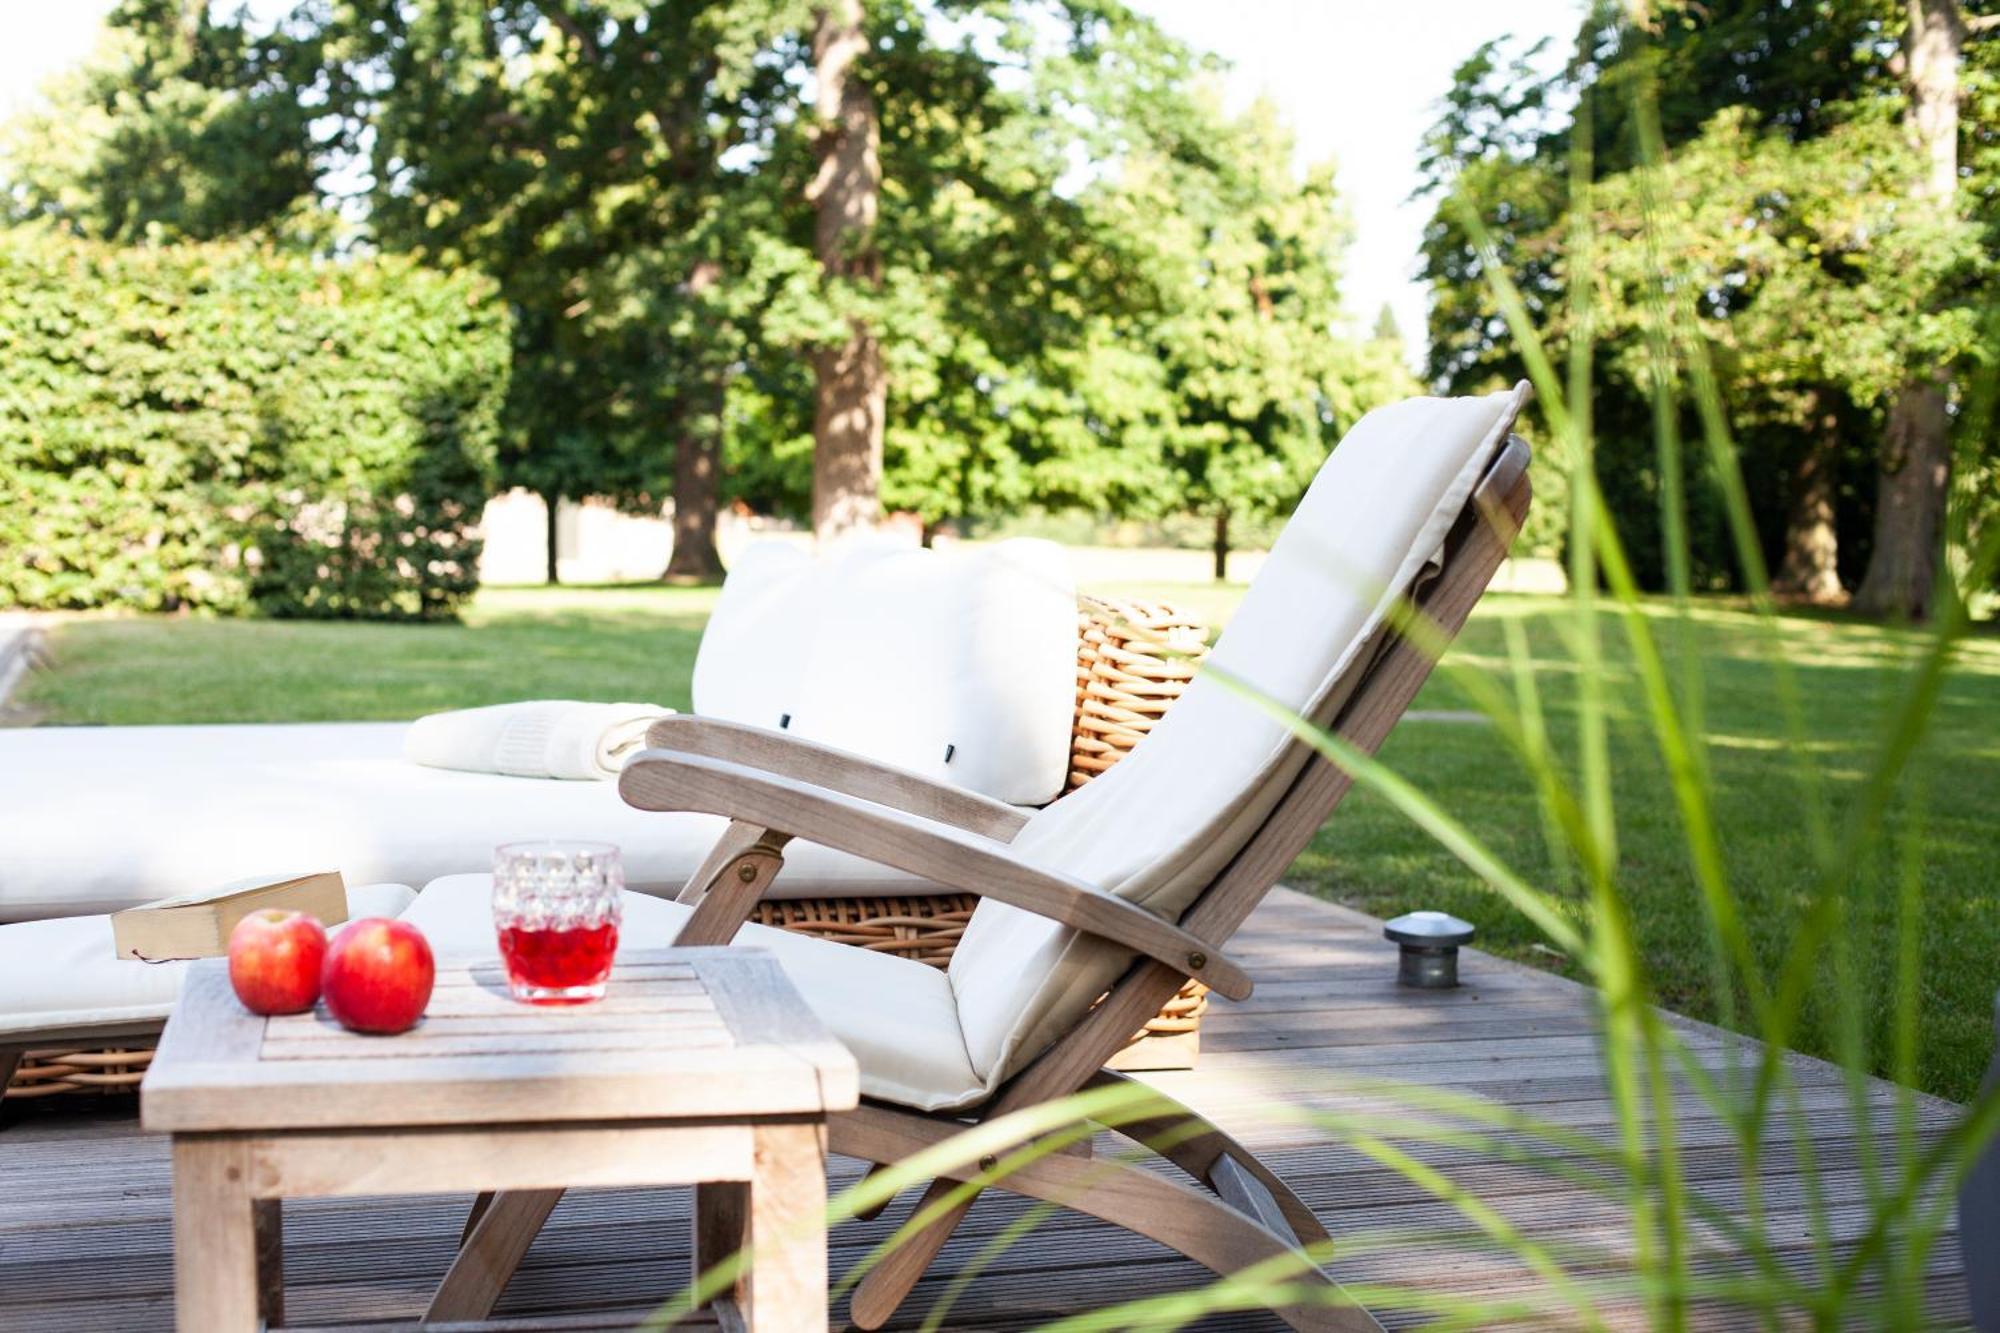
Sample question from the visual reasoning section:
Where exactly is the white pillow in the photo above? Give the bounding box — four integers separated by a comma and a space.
691, 537, 907, 731
692, 538, 1078, 805
689, 540, 815, 731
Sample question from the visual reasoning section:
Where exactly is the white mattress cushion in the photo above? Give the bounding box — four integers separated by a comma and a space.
0, 882, 416, 1038
949, 389, 1525, 1085
693, 538, 1078, 806
0, 722, 926, 922
405, 874, 984, 1112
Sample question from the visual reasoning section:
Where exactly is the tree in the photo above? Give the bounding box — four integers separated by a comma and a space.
807, 0, 884, 539
1092, 99, 1415, 580
3, 0, 328, 244
1418, 3, 1998, 607
335, 1, 803, 584
1853, 0, 1998, 619
1414, 36, 1571, 559
717, 1, 1408, 549
1372, 304, 1404, 351
21, 0, 1410, 575
855, 1, 1192, 539
664, 259, 727, 580
4, 0, 771, 583
1585, 109, 1977, 601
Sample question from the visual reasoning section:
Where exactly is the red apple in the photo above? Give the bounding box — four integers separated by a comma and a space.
228, 909, 328, 1015
321, 917, 435, 1035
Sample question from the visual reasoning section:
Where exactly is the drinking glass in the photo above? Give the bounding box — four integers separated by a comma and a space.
492, 840, 623, 1004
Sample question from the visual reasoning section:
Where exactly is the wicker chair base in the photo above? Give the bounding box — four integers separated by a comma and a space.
4, 1046, 152, 1100
750, 894, 976, 969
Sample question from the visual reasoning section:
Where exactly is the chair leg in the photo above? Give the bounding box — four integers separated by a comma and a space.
425, 1188, 565, 1322
848, 1161, 896, 1222
459, 1192, 495, 1249
1024, 1154, 1376, 1331
842, 1109, 1098, 1325
834, 1099, 1377, 1333
856, 1131, 1378, 1332
847, 1178, 979, 1329
1087, 1069, 1331, 1249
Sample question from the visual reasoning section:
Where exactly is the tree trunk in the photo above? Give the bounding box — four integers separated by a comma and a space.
1855, 375, 1952, 618
176, 0, 203, 57
920, 518, 942, 549
665, 260, 725, 583
807, 0, 884, 541
543, 489, 562, 587
1772, 393, 1844, 604
1212, 507, 1231, 583
1855, 0, 1965, 620
664, 408, 724, 582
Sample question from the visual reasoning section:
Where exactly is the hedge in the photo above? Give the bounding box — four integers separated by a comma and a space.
0, 230, 509, 619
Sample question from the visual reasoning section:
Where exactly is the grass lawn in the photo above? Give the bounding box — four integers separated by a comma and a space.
21, 585, 719, 723
21, 585, 2000, 1101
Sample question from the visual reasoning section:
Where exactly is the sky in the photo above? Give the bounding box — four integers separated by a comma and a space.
0, 4, 110, 124
1130, 0, 1579, 363
0, 0, 1580, 368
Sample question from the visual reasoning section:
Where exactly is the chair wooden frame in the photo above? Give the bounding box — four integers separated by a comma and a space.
430, 428, 1532, 1332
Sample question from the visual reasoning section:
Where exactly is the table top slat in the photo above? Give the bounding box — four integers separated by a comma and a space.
258, 1029, 735, 1061
140, 947, 857, 1133
261, 1012, 731, 1041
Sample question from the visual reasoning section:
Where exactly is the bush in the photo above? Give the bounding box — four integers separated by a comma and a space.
0, 230, 509, 618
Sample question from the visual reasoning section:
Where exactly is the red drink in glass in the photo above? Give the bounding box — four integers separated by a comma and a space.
492, 840, 623, 1005
498, 922, 619, 1003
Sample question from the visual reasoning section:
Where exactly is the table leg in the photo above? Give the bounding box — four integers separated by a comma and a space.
254, 1198, 285, 1326
694, 1179, 750, 1310
743, 1123, 828, 1332
0, 1048, 21, 1126
172, 1137, 259, 1333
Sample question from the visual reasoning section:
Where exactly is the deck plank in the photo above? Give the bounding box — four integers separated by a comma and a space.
0, 887, 1972, 1330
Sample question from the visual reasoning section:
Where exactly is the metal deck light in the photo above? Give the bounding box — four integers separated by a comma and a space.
1383, 910, 1475, 989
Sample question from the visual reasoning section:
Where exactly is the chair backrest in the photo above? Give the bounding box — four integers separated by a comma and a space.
947, 386, 1532, 1087
692, 538, 1079, 805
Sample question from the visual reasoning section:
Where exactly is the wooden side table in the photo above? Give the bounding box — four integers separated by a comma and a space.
141, 947, 857, 1332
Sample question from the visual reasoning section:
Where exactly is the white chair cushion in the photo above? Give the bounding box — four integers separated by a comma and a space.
0, 723, 927, 922
693, 538, 1078, 806
0, 882, 416, 1038
949, 389, 1526, 1085
404, 874, 985, 1112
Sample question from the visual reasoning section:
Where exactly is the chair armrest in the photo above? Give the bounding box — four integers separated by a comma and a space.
620, 749, 1251, 1001
645, 716, 1029, 841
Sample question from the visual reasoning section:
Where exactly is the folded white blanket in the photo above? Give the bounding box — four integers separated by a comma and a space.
404, 701, 673, 781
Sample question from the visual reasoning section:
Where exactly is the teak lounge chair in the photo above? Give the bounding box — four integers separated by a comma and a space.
411, 385, 1534, 1330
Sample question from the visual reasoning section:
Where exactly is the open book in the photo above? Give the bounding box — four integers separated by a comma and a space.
110, 870, 348, 962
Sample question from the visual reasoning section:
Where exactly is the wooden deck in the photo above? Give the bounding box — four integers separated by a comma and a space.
0, 888, 1972, 1330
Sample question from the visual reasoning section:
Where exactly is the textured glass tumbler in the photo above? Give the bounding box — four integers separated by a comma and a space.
492, 840, 624, 1004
